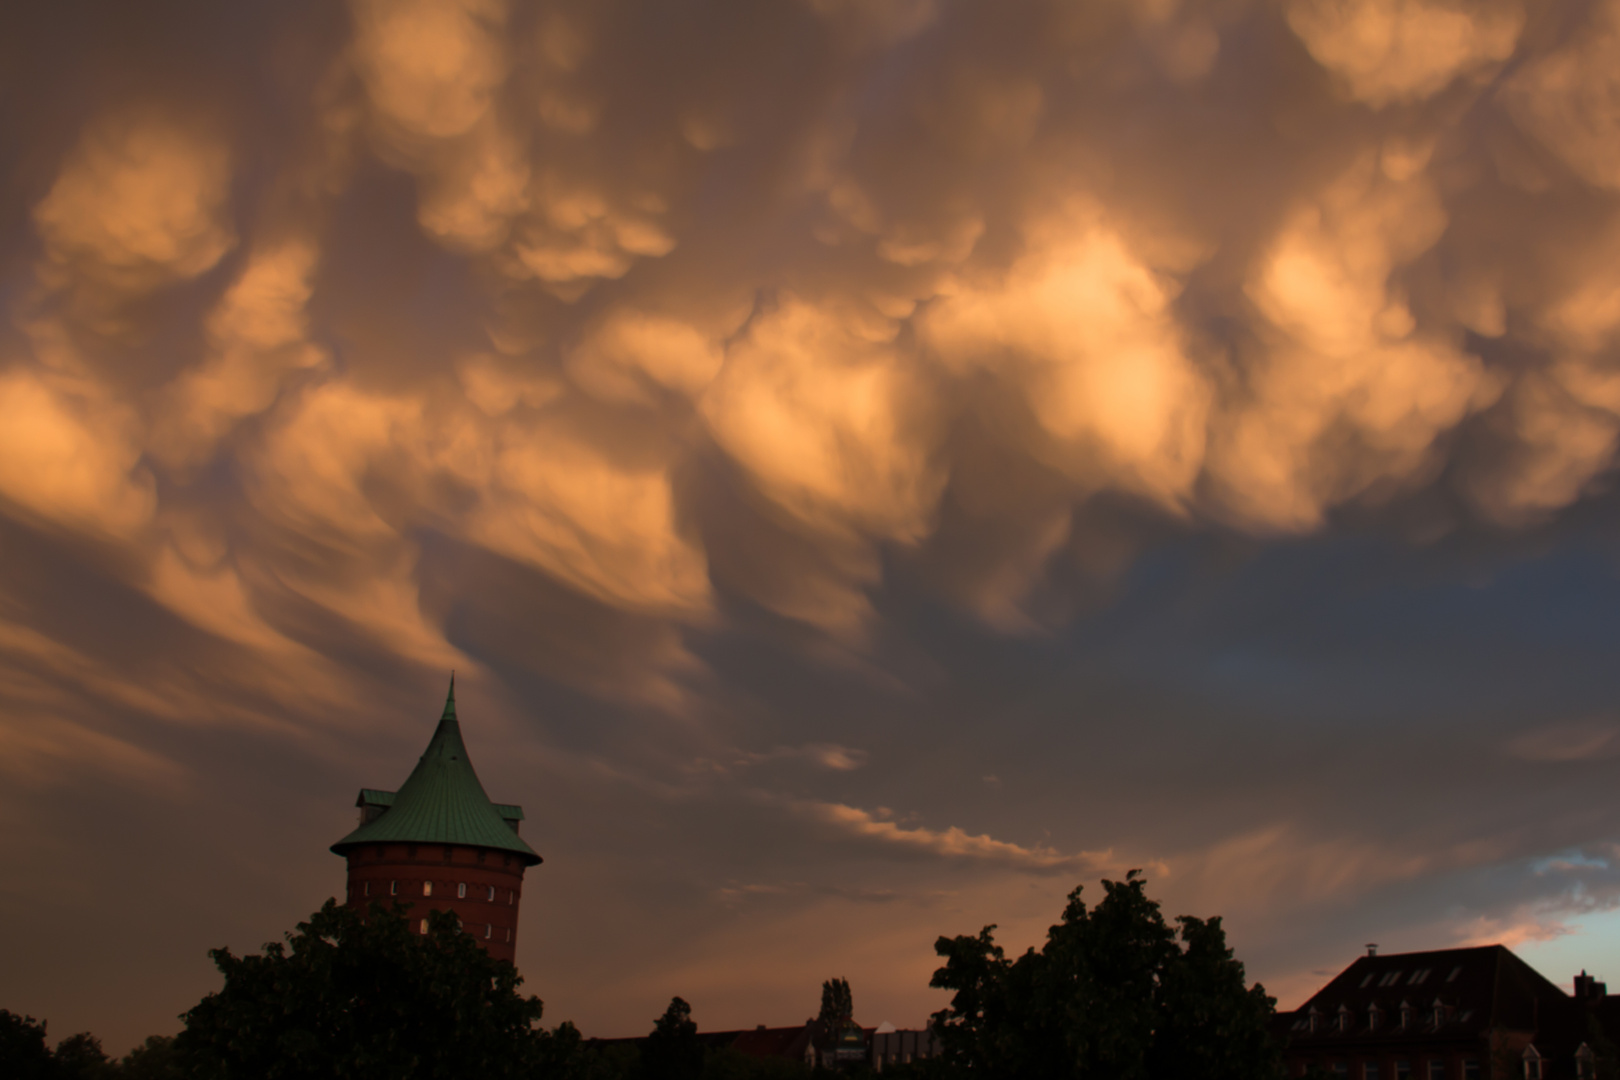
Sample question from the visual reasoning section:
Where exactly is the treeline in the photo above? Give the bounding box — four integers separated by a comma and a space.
1, 874, 1281, 1079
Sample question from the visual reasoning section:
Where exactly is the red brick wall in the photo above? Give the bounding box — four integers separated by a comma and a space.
343, 842, 529, 964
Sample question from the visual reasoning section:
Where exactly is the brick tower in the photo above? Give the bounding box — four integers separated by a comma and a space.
330, 678, 542, 964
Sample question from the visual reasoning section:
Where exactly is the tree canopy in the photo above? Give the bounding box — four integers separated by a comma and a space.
929, 872, 1279, 1080
176, 899, 545, 1080
640, 997, 703, 1080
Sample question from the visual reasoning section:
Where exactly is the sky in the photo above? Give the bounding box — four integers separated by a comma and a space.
4, 0, 1620, 1057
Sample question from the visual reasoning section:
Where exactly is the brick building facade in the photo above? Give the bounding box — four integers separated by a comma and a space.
1277, 945, 1615, 1080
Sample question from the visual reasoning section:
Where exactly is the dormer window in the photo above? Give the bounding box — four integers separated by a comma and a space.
1308, 1007, 1323, 1034
1368, 1004, 1382, 1031
1523, 1045, 1543, 1080
1577, 1043, 1597, 1080
1431, 1000, 1448, 1027
1400, 1001, 1415, 1028
1337, 1005, 1353, 1033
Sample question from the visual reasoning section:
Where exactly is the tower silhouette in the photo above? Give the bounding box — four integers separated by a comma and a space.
330, 677, 542, 963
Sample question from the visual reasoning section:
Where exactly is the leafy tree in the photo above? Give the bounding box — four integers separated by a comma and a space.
117, 1036, 183, 1080
929, 872, 1279, 1080
818, 979, 853, 1031
52, 1032, 113, 1080
176, 899, 544, 1080
641, 997, 703, 1080
0, 1010, 57, 1080
816, 978, 855, 1060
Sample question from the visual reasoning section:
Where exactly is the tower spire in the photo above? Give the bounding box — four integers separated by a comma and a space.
442, 672, 456, 722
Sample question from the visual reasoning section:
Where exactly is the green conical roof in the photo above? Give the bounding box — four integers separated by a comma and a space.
330, 678, 542, 865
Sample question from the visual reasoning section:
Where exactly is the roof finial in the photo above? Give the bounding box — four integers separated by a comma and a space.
442, 672, 457, 722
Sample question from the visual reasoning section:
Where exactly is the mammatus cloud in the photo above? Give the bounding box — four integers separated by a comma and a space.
8, 0, 1620, 1052
7, 0, 1620, 674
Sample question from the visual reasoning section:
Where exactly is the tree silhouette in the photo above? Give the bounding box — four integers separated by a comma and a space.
177, 899, 544, 1080
641, 996, 703, 1080
930, 872, 1279, 1080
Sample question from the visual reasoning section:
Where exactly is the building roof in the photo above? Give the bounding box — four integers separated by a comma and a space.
1278, 944, 1580, 1054
356, 788, 524, 823
329, 679, 542, 865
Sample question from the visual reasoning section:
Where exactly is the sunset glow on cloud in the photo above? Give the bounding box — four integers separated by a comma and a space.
6, 0, 1620, 1054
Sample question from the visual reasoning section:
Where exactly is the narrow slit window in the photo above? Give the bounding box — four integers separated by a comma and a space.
487, 885, 495, 901
485, 923, 492, 939
363, 881, 370, 897
419, 918, 428, 935
423, 881, 433, 897
505, 928, 512, 943
390, 880, 398, 896
457, 882, 467, 898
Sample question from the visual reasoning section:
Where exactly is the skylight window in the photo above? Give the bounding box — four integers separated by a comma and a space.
1447, 967, 1463, 982
1380, 971, 1404, 987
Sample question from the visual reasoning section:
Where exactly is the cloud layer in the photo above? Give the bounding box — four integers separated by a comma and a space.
6, 0, 1620, 1053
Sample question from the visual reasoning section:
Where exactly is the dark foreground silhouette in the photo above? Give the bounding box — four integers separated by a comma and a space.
2, 875, 1280, 1079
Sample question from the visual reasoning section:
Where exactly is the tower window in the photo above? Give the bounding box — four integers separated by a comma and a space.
509, 890, 515, 905
505, 928, 512, 943
485, 923, 492, 939
419, 918, 428, 935
424, 881, 433, 897
458, 882, 467, 898
363, 881, 370, 897
390, 880, 398, 896
487, 885, 495, 901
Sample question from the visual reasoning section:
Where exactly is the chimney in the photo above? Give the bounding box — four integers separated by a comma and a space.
1367, 944, 1378, 957
1574, 971, 1607, 1000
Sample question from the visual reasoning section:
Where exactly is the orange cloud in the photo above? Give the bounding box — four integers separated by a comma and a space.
33, 111, 233, 294
1286, 0, 1523, 106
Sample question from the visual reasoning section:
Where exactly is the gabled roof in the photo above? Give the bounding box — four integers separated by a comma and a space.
330, 679, 542, 865
1280, 945, 1569, 1047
